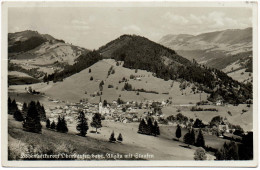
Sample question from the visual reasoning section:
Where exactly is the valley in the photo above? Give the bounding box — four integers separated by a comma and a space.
7, 30, 253, 161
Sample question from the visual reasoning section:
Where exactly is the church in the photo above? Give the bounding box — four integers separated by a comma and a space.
99, 97, 110, 115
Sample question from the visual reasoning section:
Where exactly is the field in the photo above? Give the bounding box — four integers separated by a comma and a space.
8, 114, 216, 160
7, 59, 252, 161
8, 59, 208, 104
162, 104, 253, 131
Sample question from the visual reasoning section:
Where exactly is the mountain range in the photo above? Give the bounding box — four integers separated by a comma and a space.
158, 27, 252, 83
8, 30, 252, 104
8, 30, 89, 81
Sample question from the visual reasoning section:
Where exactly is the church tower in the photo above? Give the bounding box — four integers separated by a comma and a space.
99, 97, 102, 114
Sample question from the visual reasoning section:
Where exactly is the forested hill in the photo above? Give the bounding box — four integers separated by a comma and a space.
97, 34, 252, 104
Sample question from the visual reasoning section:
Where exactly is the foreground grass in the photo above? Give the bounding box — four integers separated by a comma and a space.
8, 115, 143, 160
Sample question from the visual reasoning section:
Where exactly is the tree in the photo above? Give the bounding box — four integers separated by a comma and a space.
90, 113, 102, 133
109, 131, 116, 143
35, 101, 46, 121
22, 102, 28, 115
184, 131, 191, 146
215, 141, 239, 160
193, 118, 205, 128
152, 120, 160, 136
147, 118, 154, 135
76, 111, 89, 137
50, 121, 56, 129
190, 129, 196, 145
57, 116, 68, 133
9, 99, 18, 115
176, 124, 182, 140
56, 116, 62, 132
196, 129, 205, 148
194, 147, 207, 160
13, 110, 24, 121
103, 100, 108, 107
138, 119, 147, 134
184, 129, 195, 146
90, 76, 93, 81
43, 74, 48, 83
89, 68, 91, 73
8, 97, 12, 110
117, 133, 123, 142
99, 80, 104, 91
46, 119, 51, 128
23, 101, 42, 133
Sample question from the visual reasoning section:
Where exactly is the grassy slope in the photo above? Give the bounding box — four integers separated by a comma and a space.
162, 104, 253, 131
41, 59, 208, 103
8, 115, 215, 160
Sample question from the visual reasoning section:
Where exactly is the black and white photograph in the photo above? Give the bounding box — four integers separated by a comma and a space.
1, 0, 258, 167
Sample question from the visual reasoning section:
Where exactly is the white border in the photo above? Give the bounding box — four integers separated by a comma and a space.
1, 0, 258, 167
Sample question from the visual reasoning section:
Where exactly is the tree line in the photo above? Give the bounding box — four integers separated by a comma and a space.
138, 118, 160, 136
97, 34, 252, 104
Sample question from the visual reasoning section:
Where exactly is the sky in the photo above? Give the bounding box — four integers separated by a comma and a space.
8, 7, 252, 50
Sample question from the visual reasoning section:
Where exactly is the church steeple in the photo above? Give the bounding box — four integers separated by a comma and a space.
99, 97, 102, 114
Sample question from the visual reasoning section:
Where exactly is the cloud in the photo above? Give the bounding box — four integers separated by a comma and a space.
161, 11, 251, 33
71, 19, 91, 30
162, 12, 189, 25
71, 19, 88, 26
122, 25, 141, 32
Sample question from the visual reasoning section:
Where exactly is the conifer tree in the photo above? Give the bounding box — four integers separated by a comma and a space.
76, 111, 89, 137
9, 99, 18, 115
184, 129, 195, 146
46, 119, 51, 129
90, 113, 102, 133
23, 101, 42, 133
13, 110, 24, 121
103, 100, 108, 107
147, 118, 154, 135
196, 129, 205, 148
60, 116, 68, 133
117, 133, 123, 142
153, 120, 160, 136
138, 119, 147, 134
190, 128, 195, 145
8, 97, 12, 111
50, 121, 56, 129
109, 131, 116, 143
36, 101, 46, 121
40, 105, 46, 121
184, 131, 191, 146
22, 102, 28, 115
176, 124, 182, 140
56, 116, 68, 133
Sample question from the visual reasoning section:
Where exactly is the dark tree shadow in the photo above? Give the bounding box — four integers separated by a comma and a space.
90, 130, 100, 134
179, 145, 191, 149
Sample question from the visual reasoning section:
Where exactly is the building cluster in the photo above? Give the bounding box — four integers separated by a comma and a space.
46, 97, 169, 125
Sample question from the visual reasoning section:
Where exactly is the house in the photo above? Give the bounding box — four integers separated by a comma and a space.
218, 122, 229, 133
215, 99, 223, 106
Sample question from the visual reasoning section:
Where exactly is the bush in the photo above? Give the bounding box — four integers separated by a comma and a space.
194, 147, 207, 160
108, 84, 114, 88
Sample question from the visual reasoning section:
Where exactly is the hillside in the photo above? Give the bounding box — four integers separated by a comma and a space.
16, 59, 208, 104
97, 34, 252, 104
8, 30, 89, 84
159, 28, 253, 83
